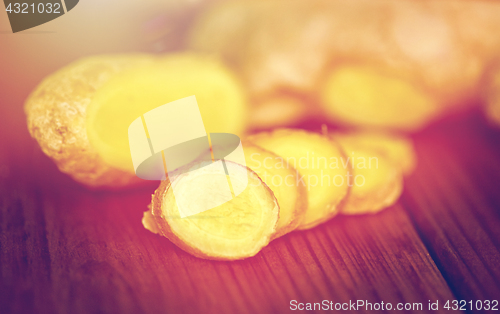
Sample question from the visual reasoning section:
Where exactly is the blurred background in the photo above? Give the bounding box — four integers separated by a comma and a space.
2, 0, 500, 135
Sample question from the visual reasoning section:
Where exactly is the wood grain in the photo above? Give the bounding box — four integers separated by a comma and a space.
0, 114, 471, 314
401, 113, 500, 303
2, 94, 500, 312
0, 176, 455, 313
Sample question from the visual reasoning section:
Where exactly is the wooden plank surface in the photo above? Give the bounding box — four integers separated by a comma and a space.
0, 135, 457, 313
0, 54, 499, 312
401, 113, 500, 303
3, 105, 490, 314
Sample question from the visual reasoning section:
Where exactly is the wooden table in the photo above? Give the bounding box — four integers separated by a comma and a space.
1, 96, 500, 313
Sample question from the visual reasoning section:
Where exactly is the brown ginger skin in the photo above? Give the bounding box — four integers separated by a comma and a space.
25, 55, 154, 188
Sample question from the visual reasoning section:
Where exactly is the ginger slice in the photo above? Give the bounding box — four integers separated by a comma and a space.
332, 134, 404, 215
321, 66, 439, 131
86, 53, 247, 173
190, 0, 500, 107
248, 129, 348, 230
142, 205, 159, 235
249, 95, 310, 130
150, 161, 279, 260
242, 142, 306, 237
332, 131, 416, 175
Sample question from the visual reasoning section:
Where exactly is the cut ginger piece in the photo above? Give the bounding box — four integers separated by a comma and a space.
24, 54, 156, 188
332, 131, 416, 175
248, 129, 349, 230
321, 65, 439, 131
86, 53, 247, 174
332, 134, 404, 215
242, 142, 306, 237
249, 95, 310, 130
148, 160, 279, 260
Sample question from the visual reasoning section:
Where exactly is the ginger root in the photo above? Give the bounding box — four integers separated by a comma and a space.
25, 53, 248, 187
321, 66, 439, 131
332, 133, 404, 215
248, 129, 349, 229
147, 161, 279, 260
331, 131, 417, 176
25, 55, 154, 188
145, 129, 412, 259
189, 0, 500, 130
242, 142, 307, 237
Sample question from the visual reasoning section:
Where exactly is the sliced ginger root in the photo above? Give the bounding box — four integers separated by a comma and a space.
189, 0, 500, 127
332, 131, 416, 175
86, 53, 248, 174
332, 134, 404, 215
26, 53, 247, 188
242, 142, 306, 237
249, 95, 310, 130
148, 161, 279, 260
24, 54, 155, 188
248, 129, 348, 230
142, 205, 159, 235
321, 66, 439, 131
